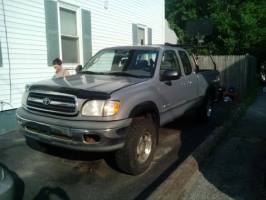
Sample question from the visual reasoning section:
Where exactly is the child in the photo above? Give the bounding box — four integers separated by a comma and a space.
52, 58, 70, 78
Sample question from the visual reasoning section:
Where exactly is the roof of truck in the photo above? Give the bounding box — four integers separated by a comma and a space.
103, 44, 186, 51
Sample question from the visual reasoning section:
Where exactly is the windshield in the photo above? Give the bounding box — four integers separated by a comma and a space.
82, 49, 159, 78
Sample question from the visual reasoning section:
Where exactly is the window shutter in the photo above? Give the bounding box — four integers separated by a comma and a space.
0, 40, 2, 67
148, 28, 152, 45
82, 9, 92, 64
44, 0, 60, 66
132, 23, 138, 45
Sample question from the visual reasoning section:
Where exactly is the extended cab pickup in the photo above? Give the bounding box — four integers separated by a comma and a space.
17, 45, 220, 175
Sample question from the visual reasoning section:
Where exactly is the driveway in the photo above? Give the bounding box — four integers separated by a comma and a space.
181, 88, 266, 200
0, 102, 233, 200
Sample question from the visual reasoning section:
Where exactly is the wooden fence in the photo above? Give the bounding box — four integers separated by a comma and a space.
196, 55, 257, 97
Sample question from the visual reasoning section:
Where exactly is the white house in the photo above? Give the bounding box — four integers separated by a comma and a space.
0, 0, 177, 133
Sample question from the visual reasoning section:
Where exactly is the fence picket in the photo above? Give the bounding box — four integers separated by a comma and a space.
196, 55, 257, 97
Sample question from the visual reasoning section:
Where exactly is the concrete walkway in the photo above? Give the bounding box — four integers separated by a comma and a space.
181, 88, 266, 200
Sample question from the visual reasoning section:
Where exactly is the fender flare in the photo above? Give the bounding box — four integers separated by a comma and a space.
128, 101, 160, 143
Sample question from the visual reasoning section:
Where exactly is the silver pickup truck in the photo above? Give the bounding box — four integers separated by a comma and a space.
16, 45, 220, 175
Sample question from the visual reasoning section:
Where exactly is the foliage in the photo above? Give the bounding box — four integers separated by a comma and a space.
165, 0, 266, 59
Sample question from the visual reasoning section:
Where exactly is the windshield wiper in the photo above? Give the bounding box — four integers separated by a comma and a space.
107, 71, 149, 78
80, 71, 149, 78
80, 71, 108, 75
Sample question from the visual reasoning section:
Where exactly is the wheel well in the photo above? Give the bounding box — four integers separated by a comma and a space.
129, 101, 160, 143
206, 86, 216, 100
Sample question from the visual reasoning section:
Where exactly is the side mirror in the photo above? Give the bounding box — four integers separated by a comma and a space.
160, 69, 180, 81
75, 65, 82, 73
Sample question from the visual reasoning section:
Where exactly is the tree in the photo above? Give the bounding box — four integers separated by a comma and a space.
165, 0, 266, 60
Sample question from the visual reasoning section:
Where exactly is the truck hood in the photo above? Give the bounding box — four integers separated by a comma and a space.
29, 74, 148, 99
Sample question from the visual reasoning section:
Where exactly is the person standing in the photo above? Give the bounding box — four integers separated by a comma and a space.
52, 58, 70, 78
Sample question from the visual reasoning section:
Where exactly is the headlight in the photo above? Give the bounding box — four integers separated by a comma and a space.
81, 100, 120, 117
103, 101, 120, 116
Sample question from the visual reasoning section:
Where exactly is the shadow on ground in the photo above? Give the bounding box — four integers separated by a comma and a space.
0, 163, 25, 200
0, 101, 235, 200
180, 89, 266, 200
134, 101, 235, 200
33, 186, 70, 200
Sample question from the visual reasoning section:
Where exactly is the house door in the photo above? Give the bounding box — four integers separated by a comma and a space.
137, 27, 145, 45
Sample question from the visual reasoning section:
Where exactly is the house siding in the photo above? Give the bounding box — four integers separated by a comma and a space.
0, 0, 165, 111
0, 0, 53, 110
0, 1, 11, 106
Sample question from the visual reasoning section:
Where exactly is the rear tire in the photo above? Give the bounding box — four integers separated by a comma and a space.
114, 115, 157, 175
261, 72, 266, 83
197, 95, 214, 122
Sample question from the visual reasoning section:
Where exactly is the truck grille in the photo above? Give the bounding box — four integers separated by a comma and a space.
26, 91, 77, 115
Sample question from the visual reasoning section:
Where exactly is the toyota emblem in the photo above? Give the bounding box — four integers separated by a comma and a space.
43, 97, 51, 106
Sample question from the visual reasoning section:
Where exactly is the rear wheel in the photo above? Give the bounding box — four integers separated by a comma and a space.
261, 72, 266, 83
197, 95, 214, 122
114, 115, 157, 175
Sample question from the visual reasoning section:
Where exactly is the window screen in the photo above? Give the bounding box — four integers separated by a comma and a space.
60, 8, 77, 36
60, 8, 79, 63
179, 51, 192, 75
61, 36, 79, 63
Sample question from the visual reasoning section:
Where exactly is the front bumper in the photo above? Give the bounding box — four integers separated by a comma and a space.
16, 108, 132, 152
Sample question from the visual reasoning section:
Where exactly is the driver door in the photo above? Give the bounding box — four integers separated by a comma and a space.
157, 50, 187, 117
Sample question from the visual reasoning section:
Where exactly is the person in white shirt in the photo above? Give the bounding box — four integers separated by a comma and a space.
52, 58, 70, 78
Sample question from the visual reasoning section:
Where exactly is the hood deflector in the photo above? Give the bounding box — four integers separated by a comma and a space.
29, 85, 111, 100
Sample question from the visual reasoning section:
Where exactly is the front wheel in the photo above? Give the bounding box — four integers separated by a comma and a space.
114, 115, 157, 175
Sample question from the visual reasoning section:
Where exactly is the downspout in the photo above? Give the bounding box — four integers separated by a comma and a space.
162, 0, 165, 44
1, 0, 12, 110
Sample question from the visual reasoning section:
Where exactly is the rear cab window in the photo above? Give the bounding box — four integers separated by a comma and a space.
178, 50, 193, 75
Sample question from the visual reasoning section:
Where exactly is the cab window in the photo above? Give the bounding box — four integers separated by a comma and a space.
160, 50, 181, 74
179, 51, 192, 75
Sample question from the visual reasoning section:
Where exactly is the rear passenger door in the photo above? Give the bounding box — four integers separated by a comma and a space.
178, 50, 198, 104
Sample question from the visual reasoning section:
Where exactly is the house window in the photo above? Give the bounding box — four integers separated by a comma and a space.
59, 8, 79, 63
137, 27, 145, 45
132, 24, 152, 46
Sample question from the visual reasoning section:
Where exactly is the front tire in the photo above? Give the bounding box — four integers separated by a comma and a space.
114, 115, 157, 175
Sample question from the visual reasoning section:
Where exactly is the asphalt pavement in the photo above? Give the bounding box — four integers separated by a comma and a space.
181, 88, 266, 200
0, 102, 234, 200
